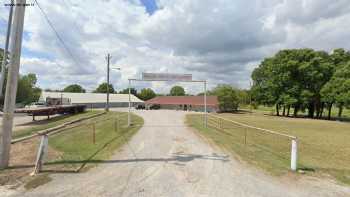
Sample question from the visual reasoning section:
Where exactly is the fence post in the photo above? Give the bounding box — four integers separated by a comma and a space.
32, 134, 48, 175
114, 118, 117, 132
291, 138, 298, 171
92, 123, 96, 144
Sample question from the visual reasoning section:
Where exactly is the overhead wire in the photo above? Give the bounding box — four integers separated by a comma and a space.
34, 0, 82, 68
60, 0, 81, 33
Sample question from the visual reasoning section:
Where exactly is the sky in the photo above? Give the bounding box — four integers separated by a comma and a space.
0, 0, 350, 94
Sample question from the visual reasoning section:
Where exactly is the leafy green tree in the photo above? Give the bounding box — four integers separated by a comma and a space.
252, 49, 334, 118
119, 88, 137, 95
322, 62, 350, 118
0, 48, 3, 64
237, 89, 250, 106
170, 86, 185, 96
16, 73, 42, 105
138, 88, 156, 101
93, 83, 114, 93
197, 90, 213, 96
212, 84, 239, 112
330, 48, 350, 67
63, 84, 85, 93
44, 88, 61, 92
0, 50, 41, 105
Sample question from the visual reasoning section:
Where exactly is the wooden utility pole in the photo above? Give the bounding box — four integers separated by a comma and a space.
0, 3, 14, 98
1, 0, 26, 169
105, 53, 111, 112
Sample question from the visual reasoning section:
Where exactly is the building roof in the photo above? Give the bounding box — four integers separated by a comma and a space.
145, 96, 218, 106
39, 92, 143, 104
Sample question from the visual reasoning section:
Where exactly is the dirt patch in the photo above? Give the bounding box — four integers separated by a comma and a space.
0, 137, 61, 188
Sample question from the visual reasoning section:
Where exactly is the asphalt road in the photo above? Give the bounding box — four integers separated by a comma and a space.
4, 110, 350, 196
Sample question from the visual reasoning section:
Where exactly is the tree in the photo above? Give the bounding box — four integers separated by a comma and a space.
94, 83, 114, 93
63, 84, 86, 93
237, 89, 250, 106
16, 73, 42, 105
44, 88, 61, 92
138, 88, 156, 101
212, 84, 239, 112
0, 48, 3, 64
170, 86, 185, 96
119, 88, 137, 95
252, 49, 335, 118
322, 62, 350, 118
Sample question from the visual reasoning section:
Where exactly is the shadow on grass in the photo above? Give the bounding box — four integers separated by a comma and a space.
218, 110, 252, 115
47, 133, 126, 173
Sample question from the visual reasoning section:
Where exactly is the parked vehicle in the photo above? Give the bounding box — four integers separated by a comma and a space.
24, 102, 46, 109
150, 104, 160, 110
136, 104, 145, 110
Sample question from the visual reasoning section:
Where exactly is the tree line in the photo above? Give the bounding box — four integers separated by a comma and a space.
55, 83, 250, 112
251, 48, 350, 120
48, 83, 191, 101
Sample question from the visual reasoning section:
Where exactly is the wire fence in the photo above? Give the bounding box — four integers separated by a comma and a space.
202, 114, 298, 171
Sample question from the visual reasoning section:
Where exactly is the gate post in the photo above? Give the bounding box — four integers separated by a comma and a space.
291, 138, 298, 171
128, 79, 131, 127
204, 80, 207, 128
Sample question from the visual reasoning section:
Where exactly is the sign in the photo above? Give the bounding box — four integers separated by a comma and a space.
142, 73, 192, 81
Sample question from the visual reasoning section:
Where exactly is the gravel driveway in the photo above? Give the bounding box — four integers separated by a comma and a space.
4, 110, 350, 196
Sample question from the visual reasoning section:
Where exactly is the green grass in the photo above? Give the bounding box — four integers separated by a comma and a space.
13, 110, 102, 139
186, 112, 350, 185
48, 112, 143, 169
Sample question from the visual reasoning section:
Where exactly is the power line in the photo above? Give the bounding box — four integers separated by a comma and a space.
34, 0, 81, 67
60, 0, 81, 33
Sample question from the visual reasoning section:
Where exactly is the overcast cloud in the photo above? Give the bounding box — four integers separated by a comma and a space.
0, 0, 349, 93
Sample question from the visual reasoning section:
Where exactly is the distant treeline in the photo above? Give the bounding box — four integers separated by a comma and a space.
251, 48, 350, 120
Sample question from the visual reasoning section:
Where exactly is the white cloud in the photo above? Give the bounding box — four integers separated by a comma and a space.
0, 0, 349, 94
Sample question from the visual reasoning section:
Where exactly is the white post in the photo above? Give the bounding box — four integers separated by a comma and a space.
0, 0, 26, 169
128, 79, 131, 127
32, 134, 48, 175
204, 81, 207, 128
0, 4, 13, 97
291, 138, 298, 171
106, 54, 110, 112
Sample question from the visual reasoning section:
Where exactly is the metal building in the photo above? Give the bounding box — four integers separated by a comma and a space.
39, 92, 144, 108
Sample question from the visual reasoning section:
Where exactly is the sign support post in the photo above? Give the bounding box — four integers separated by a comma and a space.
127, 73, 207, 128
128, 79, 131, 127
204, 80, 207, 128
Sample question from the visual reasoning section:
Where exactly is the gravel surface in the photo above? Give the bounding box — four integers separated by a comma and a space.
2, 110, 350, 196
0, 113, 61, 131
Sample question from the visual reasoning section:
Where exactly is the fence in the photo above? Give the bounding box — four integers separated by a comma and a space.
206, 114, 298, 171
26, 113, 130, 175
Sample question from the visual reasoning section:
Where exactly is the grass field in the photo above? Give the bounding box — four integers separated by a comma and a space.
186, 112, 350, 185
47, 112, 143, 170
13, 110, 102, 139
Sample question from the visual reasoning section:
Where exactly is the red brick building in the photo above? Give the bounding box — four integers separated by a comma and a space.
145, 96, 219, 112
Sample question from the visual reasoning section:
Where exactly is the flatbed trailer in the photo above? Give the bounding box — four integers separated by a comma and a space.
15, 105, 86, 121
